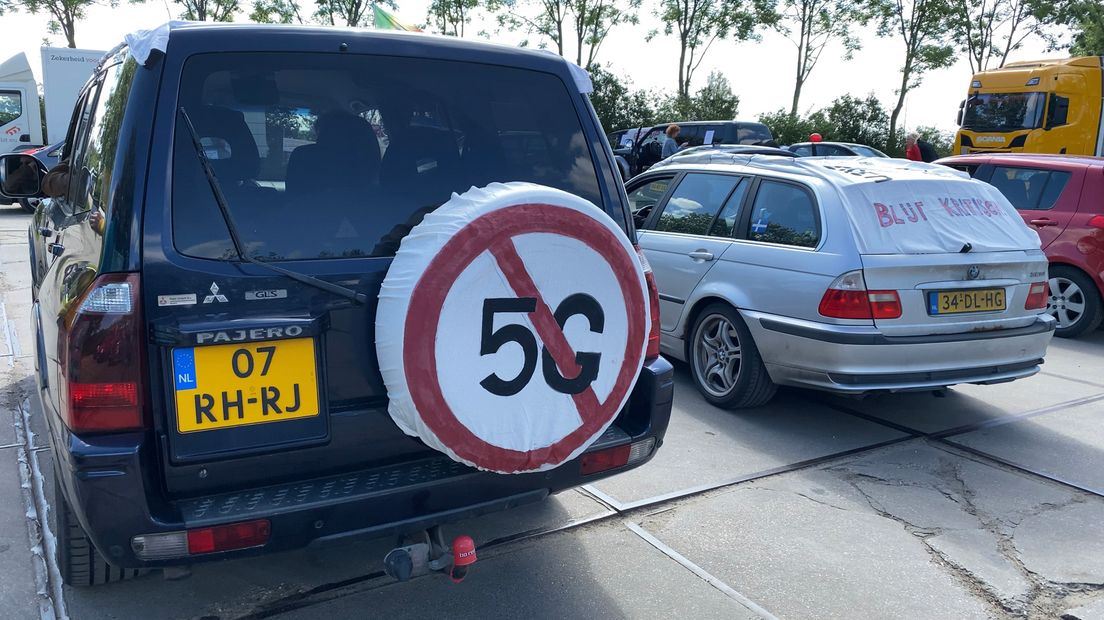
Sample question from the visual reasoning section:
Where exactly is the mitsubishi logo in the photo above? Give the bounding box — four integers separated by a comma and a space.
967, 266, 981, 280
202, 282, 228, 303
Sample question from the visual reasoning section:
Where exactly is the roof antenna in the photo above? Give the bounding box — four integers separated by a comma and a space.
960, 242, 973, 253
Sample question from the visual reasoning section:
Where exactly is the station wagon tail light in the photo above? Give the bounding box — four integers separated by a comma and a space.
60, 273, 146, 433
1024, 281, 1049, 310
1088, 215, 1104, 230
635, 245, 662, 359
819, 270, 902, 320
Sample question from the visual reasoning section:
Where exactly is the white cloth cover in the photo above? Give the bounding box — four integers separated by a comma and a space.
807, 158, 1042, 255
125, 21, 187, 66
376, 183, 649, 473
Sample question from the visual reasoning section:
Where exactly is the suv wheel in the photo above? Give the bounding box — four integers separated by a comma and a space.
689, 303, 776, 408
54, 475, 143, 586
1048, 266, 1103, 338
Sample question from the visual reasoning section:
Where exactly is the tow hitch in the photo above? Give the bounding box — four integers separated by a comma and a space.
383, 525, 477, 583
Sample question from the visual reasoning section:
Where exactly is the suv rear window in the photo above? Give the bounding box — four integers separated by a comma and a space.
172, 52, 601, 261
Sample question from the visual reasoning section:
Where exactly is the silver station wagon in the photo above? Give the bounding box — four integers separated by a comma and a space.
628, 153, 1056, 408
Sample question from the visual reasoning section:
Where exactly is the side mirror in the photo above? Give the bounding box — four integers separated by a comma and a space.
0, 154, 47, 198
955, 110, 963, 126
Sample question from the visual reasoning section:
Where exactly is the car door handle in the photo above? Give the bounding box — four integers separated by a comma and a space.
1029, 219, 1057, 227
688, 250, 715, 261
47, 242, 64, 256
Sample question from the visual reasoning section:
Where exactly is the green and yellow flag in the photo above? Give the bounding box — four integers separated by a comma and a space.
372, 5, 421, 31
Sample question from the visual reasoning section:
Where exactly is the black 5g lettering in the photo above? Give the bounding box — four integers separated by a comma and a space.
479, 295, 605, 397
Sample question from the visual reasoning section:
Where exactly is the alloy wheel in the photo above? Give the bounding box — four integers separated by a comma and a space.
1048, 276, 1086, 329
692, 314, 742, 397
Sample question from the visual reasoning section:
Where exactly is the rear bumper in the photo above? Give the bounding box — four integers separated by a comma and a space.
743, 310, 1055, 394
49, 356, 674, 568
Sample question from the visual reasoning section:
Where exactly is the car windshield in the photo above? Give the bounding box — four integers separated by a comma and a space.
732, 123, 773, 145
172, 52, 601, 262
961, 92, 1045, 132
850, 145, 887, 157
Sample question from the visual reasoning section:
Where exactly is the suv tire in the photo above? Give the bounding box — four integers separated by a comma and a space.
1049, 266, 1103, 338
54, 475, 143, 586
688, 303, 776, 409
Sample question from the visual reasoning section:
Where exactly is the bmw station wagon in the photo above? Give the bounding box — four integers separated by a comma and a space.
0, 23, 673, 585
627, 152, 1055, 408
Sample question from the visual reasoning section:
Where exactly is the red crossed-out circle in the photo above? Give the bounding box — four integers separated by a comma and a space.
403, 203, 647, 472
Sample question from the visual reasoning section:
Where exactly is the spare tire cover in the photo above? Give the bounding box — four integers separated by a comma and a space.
376, 182, 650, 473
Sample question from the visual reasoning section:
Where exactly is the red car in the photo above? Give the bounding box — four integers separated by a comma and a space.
937, 154, 1104, 338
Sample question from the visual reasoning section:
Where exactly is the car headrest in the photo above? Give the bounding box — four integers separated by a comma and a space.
189, 105, 260, 182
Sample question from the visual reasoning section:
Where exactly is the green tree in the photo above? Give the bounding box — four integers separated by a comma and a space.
587, 64, 658, 131
428, 0, 482, 35
950, 0, 1063, 73
250, 0, 304, 22
822, 93, 889, 148
12, 0, 99, 47
915, 124, 953, 157
759, 107, 823, 144
176, 0, 238, 20
570, 0, 639, 66
774, 0, 867, 115
653, 0, 776, 97
316, 0, 396, 26
1064, 0, 1104, 55
496, 0, 572, 55
685, 71, 740, 119
873, 0, 956, 151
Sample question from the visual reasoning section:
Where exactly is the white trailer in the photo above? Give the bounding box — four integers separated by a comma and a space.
40, 47, 104, 144
0, 52, 42, 155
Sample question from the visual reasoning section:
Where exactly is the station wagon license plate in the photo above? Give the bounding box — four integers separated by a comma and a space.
172, 338, 320, 433
928, 289, 1006, 315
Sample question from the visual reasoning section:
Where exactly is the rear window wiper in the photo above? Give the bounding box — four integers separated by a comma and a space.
177, 107, 367, 305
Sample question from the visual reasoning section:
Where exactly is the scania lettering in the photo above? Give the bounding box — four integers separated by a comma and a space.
954, 56, 1104, 156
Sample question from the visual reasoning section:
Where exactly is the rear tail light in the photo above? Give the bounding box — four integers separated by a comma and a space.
580, 437, 657, 475
133, 519, 271, 560
60, 273, 146, 433
1024, 281, 1048, 310
635, 246, 662, 359
1088, 215, 1104, 230
818, 270, 902, 320
187, 519, 271, 555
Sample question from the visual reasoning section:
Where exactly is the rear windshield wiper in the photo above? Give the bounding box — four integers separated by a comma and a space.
177, 107, 367, 305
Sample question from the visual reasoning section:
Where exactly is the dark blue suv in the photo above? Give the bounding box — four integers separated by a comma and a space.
0, 23, 672, 586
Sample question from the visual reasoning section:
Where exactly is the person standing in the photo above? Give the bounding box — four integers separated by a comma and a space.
662, 124, 681, 159
905, 133, 922, 161
917, 136, 939, 162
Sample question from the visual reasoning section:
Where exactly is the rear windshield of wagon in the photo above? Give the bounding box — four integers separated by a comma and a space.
171, 52, 603, 261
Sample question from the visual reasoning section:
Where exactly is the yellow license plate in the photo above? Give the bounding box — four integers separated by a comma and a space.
928, 289, 1006, 315
172, 338, 319, 433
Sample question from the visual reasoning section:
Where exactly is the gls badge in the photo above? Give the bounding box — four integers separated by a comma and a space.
245, 289, 288, 301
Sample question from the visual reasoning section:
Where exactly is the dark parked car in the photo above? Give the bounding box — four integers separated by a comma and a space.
612, 121, 775, 178
937, 153, 1104, 337
785, 141, 889, 157
0, 23, 672, 586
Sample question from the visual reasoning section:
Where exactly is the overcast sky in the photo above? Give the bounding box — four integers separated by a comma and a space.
1, 2, 1066, 134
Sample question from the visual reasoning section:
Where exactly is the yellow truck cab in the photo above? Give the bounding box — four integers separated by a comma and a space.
954, 57, 1104, 156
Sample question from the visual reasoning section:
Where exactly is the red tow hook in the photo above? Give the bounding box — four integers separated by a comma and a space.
449, 535, 477, 583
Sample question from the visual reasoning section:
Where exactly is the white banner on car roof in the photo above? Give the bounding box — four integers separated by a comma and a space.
807, 158, 1042, 255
